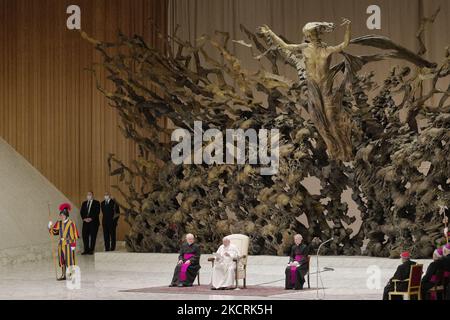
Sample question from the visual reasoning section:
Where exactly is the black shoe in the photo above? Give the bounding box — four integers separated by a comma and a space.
183, 284, 192, 287
169, 284, 177, 287
57, 276, 66, 281
81, 252, 89, 255
88, 251, 94, 255
177, 284, 183, 287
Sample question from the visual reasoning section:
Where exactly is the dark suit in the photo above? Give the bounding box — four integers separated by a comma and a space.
101, 199, 120, 251
80, 199, 100, 253
382, 259, 416, 300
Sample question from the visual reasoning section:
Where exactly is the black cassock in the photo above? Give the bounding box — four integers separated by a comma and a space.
382, 260, 416, 300
440, 255, 450, 300
285, 244, 310, 290
170, 243, 201, 286
421, 260, 444, 300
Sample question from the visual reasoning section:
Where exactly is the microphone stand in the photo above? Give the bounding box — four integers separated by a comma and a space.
316, 238, 333, 300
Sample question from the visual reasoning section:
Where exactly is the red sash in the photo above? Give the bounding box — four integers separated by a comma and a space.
179, 253, 195, 282
290, 255, 304, 285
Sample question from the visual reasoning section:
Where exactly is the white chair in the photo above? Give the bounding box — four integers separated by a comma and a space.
208, 234, 249, 289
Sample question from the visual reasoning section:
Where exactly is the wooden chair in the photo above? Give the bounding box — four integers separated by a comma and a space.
306, 256, 311, 289
388, 264, 423, 300
208, 234, 249, 289
196, 272, 201, 285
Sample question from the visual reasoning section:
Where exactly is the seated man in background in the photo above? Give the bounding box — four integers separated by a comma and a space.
285, 234, 310, 290
421, 248, 444, 300
382, 251, 416, 300
170, 233, 201, 287
211, 236, 240, 290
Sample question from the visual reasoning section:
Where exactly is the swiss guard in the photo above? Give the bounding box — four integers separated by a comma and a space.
48, 203, 79, 281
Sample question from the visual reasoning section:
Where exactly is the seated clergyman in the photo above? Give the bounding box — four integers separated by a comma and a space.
285, 234, 310, 290
421, 248, 444, 300
211, 236, 240, 290
382, 251, 416, 300
169, 233, 201, 287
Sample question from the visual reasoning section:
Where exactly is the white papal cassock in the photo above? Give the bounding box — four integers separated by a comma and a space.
211, 244, 240, 289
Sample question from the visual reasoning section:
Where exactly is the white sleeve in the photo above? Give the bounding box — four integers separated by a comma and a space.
230, 245, 240, 259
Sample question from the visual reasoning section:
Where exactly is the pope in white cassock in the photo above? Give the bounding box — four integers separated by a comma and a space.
211, 237, 240, 290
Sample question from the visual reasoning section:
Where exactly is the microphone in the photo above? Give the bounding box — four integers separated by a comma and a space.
316, 238, 334, 299
319, 237, 334, 247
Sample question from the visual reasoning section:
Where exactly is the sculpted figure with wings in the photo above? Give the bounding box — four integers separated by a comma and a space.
257, 19, 436, 161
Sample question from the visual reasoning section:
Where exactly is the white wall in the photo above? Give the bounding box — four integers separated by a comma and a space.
0, 138, 80, 265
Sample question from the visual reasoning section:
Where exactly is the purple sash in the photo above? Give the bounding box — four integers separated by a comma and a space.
429, 274, 441, 300
290, 255, 304, 285
444, 271, 450, 278
179, 253, 195, 282
430, 274, 440, 283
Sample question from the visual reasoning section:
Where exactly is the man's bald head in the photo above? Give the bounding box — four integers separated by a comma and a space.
186, 233, 195, 245
223, 236, 231, 246
294, 234, 303, 245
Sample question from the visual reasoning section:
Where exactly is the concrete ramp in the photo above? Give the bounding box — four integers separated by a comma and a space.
0, 138, 79, 266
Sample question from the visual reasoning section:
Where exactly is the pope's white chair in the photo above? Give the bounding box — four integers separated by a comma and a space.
208, 234, 249, 289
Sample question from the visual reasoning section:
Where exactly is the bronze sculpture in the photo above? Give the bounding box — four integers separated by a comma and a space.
82, 11, 450, 258
258, 20, 353, 161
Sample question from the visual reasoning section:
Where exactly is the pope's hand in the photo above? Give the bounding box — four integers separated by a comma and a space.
48, 221, 53, 229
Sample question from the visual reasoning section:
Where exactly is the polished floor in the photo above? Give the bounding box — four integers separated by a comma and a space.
0, 252, 432, 300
